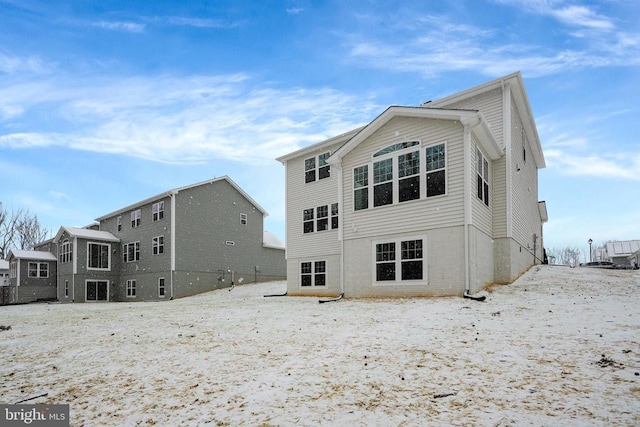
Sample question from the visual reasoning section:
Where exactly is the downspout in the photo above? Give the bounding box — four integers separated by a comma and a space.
170, 191, 177, 300
502, 80, 513, 239
463, 123, 472, 295
72, 236, 77, 302
319, 160, 344, 304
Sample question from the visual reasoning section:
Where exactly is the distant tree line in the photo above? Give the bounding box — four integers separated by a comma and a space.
0, 202, 50, 259
546, 246, 582, 266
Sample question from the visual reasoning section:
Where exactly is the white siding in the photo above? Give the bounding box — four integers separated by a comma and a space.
471, 138, 493, 236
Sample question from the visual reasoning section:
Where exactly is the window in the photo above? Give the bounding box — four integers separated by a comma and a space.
331, 203, 339, 229
123, 242, 140, 262
476, 148, 490, 206
60, 239, 72, 263
87, 243, 110, 270
10, 262, 16, 278
158, 277, 165, 297
126, 279, 136, 297
28, 262, 48, 278
240, 213, 247, 225
64, 280, 69, 297
86, 280, 108, 301
373, 158, 393, 207
374, 141, 420, 157
117, 216, 122, 232
304, 152, 331, 183
398, 150, 420, 202
317, 205, 329, 231
152, 236, 164, 255
353, 165, 369, 211
303, 208, 314, 234
426, 143, 446, 197
152, 201, 164, 221
300, 261, 326, 287
375, 238, 424, 283
131, 209, 141, 228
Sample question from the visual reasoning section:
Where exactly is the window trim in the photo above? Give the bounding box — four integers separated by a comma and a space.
152, 201, 165, 222
372, 236, 427, 286
123, 242, 141, 263
60, 239, 72, 263
304, 152, 331, 183
158, 277, 165, 298
131, 209, 141, 228
240, 213, 247, 225
476, 147, 490, 207
152, 236, 164, 255
126, 279, 136, 298
87, 242, 111, 271
300, 260, 327, 287
28, 262, 49, 278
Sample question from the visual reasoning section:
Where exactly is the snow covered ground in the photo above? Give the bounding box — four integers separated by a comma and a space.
1, 265, 639, 426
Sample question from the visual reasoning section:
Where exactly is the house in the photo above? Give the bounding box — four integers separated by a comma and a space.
277, 72, 547, 298
0, 259, 9, 305
49, 176, 285, 303
5, 249, 58, 304
602, 240, 640, 267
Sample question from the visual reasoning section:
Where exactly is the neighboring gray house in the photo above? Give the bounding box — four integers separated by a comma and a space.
6, 249, 58, 304
277, 72, 547, 298
79, 175, 285, 302
0, 259, 9, 305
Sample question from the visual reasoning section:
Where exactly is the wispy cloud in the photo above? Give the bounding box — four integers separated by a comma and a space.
0, 71, 378, 165
93, 21, 145, 33
493, 0, 615, 30
0, 50, 51, 74
544, 149, 640, 181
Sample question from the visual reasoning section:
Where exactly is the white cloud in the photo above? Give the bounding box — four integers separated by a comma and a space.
544, 149, 640, 181
93, 21, 145, 33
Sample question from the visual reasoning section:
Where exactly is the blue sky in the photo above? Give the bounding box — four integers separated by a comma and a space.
1, 0, 638, 257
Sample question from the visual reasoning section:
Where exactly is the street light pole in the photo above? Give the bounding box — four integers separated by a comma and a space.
588, 238, 593, 262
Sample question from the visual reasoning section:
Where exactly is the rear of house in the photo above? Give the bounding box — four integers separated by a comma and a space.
6, 250, 57, 304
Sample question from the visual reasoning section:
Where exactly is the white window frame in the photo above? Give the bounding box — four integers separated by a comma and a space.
123, 242, 140, 263
85, 280, 109, 302
28, 262, 48, 278
372, 236, 427, 286
476, 147, 490, 207
87, 242, 111, 271
300, 260, 327, 287
60, 239, 72, 263
117, 216, 122, 232
240, 213, 247, 225
126, 279, 136, 298
353, 141, 447, 212
131, 209, 141, 228
152, 236, 164, 255
152, 201, 165, 222
304, 152, 331, 183
158, 277, 165, 298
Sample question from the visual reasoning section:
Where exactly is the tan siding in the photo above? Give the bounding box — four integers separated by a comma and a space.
341, 117, 466, 242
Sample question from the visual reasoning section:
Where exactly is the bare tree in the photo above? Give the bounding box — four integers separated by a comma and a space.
0, 203, 23, 259
547, 246, 582, 266
16, 213, 50, 250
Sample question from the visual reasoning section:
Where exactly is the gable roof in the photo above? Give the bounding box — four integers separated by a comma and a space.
95, 176, 268, 221
263, 231, 285, 250
276, 127, 364, 163
606, 240, 640, 257
428, 71, 545, 169
8, 250, 57, 261
328, 106, 502, 164
54, 226, 120, 243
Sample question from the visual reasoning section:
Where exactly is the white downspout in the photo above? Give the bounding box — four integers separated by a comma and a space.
336, 162, 345, 297
502, 80, 513, 239
463, 124, 472, 294
73, 236, 77, 302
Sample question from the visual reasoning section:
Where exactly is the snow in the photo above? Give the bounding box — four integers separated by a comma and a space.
1, 265, 639, 426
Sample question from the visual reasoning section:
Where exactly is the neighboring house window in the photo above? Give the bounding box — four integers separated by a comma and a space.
375, 238, 424, 282
126, 279, 136, 297
123, 242, 140, 262
117, 216, 122, 232
373, 158, 393, 207
303, 208, 314, 233
331, 203, 339, 229
476, 148, 490, 206
317, 205, 329, 231
158, 277, 165, 297
10, 262, 17, 278
28, 262, 48, 278
87, 243, 110, 270
152, 236, 164, 255
300, 261, 326, 287
131, 209, 141, 228
426, 143, 446, 197
60, 239, 72, 263
353, 165, 369, 211
240, 213, 247, 225
304, 152, 331, 183
152, 201, 164, 221
65, 280, 69, 297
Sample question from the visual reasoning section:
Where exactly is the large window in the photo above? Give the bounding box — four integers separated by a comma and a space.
87, 243, 110, 270
152, 236, 164, 255
60, 239, 72, 263
317, 205, 329, 231
86, 280, 108, 301
123, 242, 140, 263
301, 261, 326, 287
131, 209, 141, 228
152, 201, 164, 221
28, 262, 48, 278
305, 152, 331, 183
375, 238, 424, 283
476, 148, 489, 206
353, 142, 446, 211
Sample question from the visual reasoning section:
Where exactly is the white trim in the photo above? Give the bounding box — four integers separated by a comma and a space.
158, 277, 166, 298
299, 259, 327, 288
126, 279, 137, 298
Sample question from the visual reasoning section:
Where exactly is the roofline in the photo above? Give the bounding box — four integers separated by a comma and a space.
53, 226, 120, 243
328, 106, 502, 164
8, 249, 57, 261
276, 127, 364, 163
95, 176, 268, 221
429, 71, 545, 169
